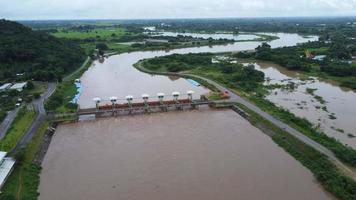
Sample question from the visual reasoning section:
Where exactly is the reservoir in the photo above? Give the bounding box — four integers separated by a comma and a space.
39, 109, 333, 200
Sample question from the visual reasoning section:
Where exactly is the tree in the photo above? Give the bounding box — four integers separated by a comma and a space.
95, 43, 109, 51
255, 42, 272, 60
26, 81, 34, 90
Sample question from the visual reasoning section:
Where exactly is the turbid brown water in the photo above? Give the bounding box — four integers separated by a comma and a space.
251, 62, 356, 148
39, 109, 333, 200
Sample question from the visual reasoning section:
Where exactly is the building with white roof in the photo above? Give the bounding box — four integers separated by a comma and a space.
0, 151, 15, 190
9, 82, 27, 92
0, 83, 12, 92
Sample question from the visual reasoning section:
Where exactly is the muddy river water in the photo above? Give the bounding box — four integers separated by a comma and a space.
252, 62, 356, 148
39, 109, 333, 200
39, 33, 341, 199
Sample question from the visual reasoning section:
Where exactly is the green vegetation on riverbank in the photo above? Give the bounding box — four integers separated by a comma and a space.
0, 122, 49, 200
0, 108, 36, 152
45, 58, 92, 113
142, 53, 265, 92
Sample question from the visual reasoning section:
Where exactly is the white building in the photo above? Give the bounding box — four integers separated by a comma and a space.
0, 83, 12, 92
9, 82, 27, 92
0, 151, 15, 190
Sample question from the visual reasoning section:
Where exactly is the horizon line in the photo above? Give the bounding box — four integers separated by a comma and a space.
11, 15, 356, 22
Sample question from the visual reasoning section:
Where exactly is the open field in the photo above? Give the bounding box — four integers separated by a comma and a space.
52, 27, 127, 40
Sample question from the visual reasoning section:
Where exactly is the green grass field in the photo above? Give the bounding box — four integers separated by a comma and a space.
52, 27, 127, 40
0, 108, 36, 152
306, 47, 329, 55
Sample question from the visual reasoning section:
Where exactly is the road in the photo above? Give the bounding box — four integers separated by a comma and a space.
0, 107, 20, 140
11, 82, 56, 154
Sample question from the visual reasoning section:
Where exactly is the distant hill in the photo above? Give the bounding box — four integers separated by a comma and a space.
0, 19, 86, 82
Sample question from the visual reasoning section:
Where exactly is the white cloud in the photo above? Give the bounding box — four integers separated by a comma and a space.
1, 0, 356, 20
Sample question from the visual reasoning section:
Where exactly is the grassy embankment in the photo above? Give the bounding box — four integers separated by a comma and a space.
0, 108, 36, 152
0, 122, 49, 200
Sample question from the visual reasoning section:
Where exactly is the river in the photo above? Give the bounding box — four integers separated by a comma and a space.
39, 109, 334, 200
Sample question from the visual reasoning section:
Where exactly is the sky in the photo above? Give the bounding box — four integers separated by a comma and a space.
1, 0, 356, 20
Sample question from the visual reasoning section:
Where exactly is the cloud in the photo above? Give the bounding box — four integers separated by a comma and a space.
1, 0, 356, 20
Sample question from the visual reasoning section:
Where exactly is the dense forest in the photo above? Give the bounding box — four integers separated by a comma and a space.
0, 20, 86, 82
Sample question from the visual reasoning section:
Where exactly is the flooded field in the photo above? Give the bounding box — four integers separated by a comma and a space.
39, 109, 333, 200
252, 62, 356, 148
78, 33, 317, 108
